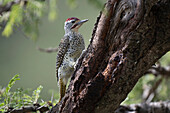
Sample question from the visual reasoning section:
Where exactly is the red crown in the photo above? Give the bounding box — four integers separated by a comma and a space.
66, 17, 79, 22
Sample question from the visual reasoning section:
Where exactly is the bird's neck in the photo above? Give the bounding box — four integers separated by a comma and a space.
64, 30, 80, 40
65, 28, 78, 34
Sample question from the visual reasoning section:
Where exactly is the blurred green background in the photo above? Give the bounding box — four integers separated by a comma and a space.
0, 0, 102, 100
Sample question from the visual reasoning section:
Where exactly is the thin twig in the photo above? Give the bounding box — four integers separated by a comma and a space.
51, 91, 54, 107
37, 46, 58, 53
8, 103, 49, 113
142, 77, 163, 103
147, 64, 170, 77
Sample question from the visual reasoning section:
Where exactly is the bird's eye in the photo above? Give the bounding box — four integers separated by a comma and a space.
72, 20, 76, 23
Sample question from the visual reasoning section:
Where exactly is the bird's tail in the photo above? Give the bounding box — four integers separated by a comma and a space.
59, 78, 66, 102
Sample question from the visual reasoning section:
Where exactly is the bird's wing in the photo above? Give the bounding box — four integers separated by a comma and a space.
56, 35, 70, 81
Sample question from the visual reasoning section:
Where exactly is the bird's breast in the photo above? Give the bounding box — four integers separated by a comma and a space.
65, 33, 85, 61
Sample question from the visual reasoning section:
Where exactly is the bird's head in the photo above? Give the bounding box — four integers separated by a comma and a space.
64, 17, 88, 33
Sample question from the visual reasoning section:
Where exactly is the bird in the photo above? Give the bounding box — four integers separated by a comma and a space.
56, 17, 88, 102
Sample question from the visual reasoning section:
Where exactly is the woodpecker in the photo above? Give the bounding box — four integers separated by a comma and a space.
56, 17, 88, 102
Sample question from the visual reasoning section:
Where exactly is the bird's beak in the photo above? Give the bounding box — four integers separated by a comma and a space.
78, 19, 88, 24
71, 19, 88, 29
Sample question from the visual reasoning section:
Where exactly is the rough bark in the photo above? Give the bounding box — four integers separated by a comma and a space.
50, 0, 170, 113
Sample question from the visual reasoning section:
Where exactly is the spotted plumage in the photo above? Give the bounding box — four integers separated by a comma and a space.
56, 17, 88, 102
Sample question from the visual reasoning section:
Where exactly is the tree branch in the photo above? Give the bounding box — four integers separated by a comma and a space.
6, 103, 49, 113
0, 0, 28, 15
36, 46, 58, 53
115, 101, 170, 113
147, 65, 170, 77
0, 0, 46, 15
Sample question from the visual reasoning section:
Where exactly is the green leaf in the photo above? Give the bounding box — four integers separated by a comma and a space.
32, 85, 43, 103
4, 75, 20, 106
22, 0, 45, 40
0, 102, 5, 112
2, 4, 23, 37
26, 0, 44, 17
0, 103, 4, 107
2, 23, 12, 37
23, 94, 33, 104
6, 75, 20, 93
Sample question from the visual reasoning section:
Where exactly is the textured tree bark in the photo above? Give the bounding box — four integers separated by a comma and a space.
50, 0, 170, 113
